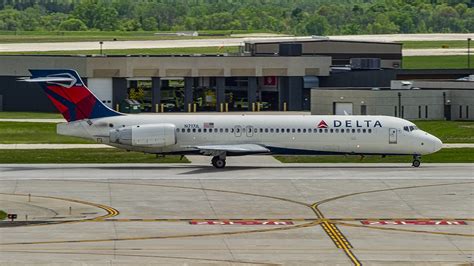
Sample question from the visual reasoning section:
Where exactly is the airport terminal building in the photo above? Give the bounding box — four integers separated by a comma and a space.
0, 37, 472, 120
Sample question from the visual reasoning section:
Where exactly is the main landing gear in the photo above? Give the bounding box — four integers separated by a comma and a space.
412, 155, 421, 168
211, 156, 226, 169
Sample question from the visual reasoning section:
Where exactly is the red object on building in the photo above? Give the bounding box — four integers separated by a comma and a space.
263, 76, 277, 86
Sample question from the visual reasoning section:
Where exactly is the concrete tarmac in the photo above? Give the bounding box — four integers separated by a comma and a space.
0, 163, 473, 265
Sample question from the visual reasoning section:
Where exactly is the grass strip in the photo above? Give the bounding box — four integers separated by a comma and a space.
414, 120, 474, 143
0, 30, 264, 43
0, 122, 94, 144
0, 46, 240, 56
0, 210, 6, 220
0, 149, 190, 164
403, 55, 473, 69
275, 148, 474, 163
0, 112, 62, 119
401, 41, 469, 49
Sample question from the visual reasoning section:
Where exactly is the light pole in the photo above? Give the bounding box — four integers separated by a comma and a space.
468, 38, 471, 69
99, 41, 103, 55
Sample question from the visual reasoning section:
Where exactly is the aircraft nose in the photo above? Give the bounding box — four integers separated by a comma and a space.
432, 136, 443, 152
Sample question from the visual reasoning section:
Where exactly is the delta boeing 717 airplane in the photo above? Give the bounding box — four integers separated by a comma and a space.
23, 69, 442, 168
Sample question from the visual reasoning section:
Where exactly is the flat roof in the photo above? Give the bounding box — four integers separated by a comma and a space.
244, 37, 402, 46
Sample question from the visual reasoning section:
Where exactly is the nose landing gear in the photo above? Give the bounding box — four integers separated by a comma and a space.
412, 155, 421, 167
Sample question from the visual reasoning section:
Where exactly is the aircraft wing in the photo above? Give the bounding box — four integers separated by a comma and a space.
192, 144, 270, 156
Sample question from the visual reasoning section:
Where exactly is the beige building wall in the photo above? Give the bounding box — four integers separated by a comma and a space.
0, 55, 331, 78
311, 89, 473, 120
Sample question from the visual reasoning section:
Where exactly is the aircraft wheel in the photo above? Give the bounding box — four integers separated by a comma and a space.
412, 159, 421, 168
211, 156, 226, 169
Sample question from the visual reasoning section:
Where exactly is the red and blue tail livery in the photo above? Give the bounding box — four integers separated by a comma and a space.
26, 69, 122, 122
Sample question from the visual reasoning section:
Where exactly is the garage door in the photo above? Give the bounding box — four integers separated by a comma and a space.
87, 78, 113, 108
335, 102, 353, 115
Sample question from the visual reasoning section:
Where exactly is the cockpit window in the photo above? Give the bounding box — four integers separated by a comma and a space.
404, 125, 419, 132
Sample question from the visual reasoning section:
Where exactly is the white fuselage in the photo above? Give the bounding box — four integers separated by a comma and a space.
58, 114, 443, 156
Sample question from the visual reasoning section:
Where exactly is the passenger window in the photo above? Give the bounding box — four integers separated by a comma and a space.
265, 128, 269, 133
270, 128, 274, 133
187, 128, 191, 133
319, 129, 323, 133
203, 128, 207, 133
181, 129, 185, 133
324, 129, 328, 133
296, 129, 300, 133
363, 129, 366, 133
341, 129, 345, 133
330, 129, 334, 133
259, 128, 263, 133
352, 129, 355, 133
287, 129, 290, 133
198, 129, 201, 133
368, 129, 372, 133
225, 128, 229, 133
218, 128, 222, 133
308, 129, 312, 133
357, 129, 361, 133
302, 129, 306, 133
276, 128, 279, 133
335, 129, 339, 133
292, 129, 296, 133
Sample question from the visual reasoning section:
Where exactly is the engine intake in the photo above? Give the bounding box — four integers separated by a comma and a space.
109, 124, 176, 147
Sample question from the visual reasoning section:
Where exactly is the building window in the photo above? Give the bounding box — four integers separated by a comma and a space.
460, 105, 463, 118
418, 106, 421, 119
361, 105, 367, 115
425, 106, 428, 119
467, 106, 469, 118
401, 106, 404, 118
394, 106, 398, 117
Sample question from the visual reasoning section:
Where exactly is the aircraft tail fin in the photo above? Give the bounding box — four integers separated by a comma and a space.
23, 69, 122, 122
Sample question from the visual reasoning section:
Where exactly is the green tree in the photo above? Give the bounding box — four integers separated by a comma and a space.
59, 18, 87, 31
303, 15, 329, 36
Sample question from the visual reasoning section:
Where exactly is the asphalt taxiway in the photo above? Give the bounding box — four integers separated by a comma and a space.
0, 163, 473, 265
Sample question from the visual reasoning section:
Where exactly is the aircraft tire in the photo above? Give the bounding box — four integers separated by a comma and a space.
412, 159, 421, 167
212, 157, 226, 169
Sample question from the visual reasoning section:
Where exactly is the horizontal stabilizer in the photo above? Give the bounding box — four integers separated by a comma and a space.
19, 77, 75, 83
